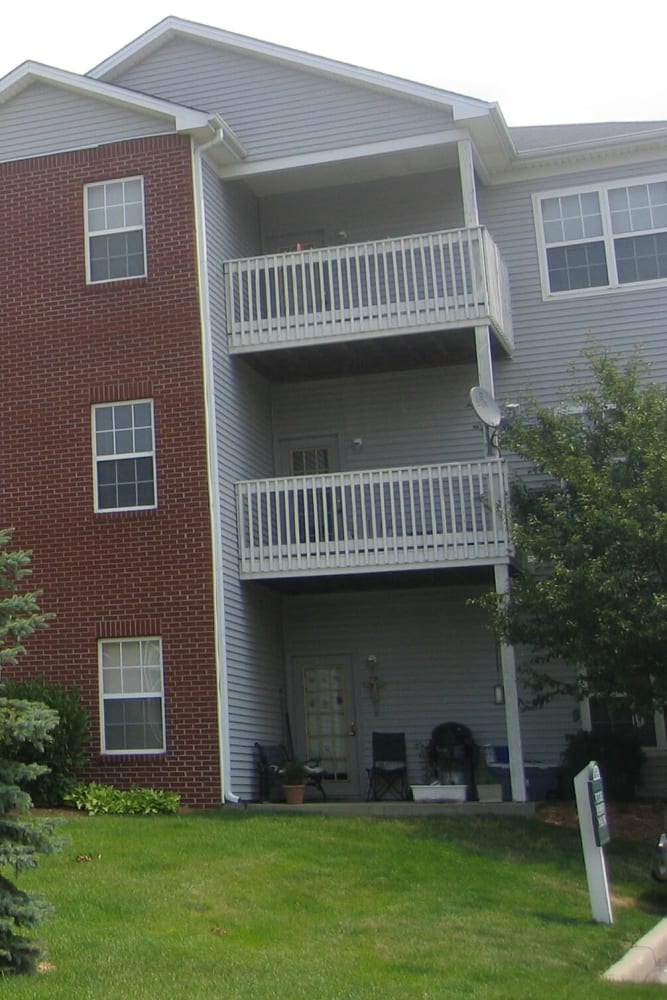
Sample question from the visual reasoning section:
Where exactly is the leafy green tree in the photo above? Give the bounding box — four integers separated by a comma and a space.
486, 351, 667, 716
0, 528, 61, 973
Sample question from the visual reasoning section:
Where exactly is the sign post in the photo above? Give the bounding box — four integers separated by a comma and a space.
574, 761, 613, 924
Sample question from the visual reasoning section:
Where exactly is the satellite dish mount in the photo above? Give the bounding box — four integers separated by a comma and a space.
469, 386, 503, 455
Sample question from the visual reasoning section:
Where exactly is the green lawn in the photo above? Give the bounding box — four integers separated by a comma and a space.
4, 808, 666, 999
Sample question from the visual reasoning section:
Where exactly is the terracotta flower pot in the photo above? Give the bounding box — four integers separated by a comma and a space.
284, 784, 306, 805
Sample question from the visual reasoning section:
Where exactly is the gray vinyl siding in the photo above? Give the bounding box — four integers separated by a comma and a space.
0, 81, 172, 162
260, 170, 464, 249
271, 364, 485, 472
476, 158, 667, 769
478, 158, 667, 410
282, 585, 568, 789
202, 163, 285, 799
105, 37, 453, 161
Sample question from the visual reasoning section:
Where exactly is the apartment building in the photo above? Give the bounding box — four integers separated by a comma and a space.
3, 17, 667, 804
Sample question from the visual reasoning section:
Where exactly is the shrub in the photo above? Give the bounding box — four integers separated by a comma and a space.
560, 728, 645, 800
0, 677, 90, 806
65, 782, 181, 815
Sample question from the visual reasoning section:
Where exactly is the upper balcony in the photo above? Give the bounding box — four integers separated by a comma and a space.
225, 226, 513, 370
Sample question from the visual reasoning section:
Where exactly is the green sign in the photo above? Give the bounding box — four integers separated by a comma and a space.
587, 763, 611, 847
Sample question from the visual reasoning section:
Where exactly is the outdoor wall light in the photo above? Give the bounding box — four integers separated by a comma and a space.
493, 683, 505, 706
364, 655, 384, 714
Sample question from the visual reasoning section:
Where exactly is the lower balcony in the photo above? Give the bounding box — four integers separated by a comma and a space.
236, 459, 511, 580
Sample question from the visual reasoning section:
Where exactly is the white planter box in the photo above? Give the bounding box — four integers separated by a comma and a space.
410, 784, 467, 802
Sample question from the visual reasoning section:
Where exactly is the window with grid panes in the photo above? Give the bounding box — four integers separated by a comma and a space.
289, 447, 331, 475
93, 400, 156, 511
534, 175, 667, 296
99, 638, 165, 753
85, 177, 146, 282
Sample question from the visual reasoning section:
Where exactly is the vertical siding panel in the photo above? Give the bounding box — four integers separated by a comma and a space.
203, 166, 285, 799
271, 365, 486, 471
0, 82, 174, 163
108, 37, 453, 161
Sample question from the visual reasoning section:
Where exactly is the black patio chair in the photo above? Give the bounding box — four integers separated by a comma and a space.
366, 732, 409, 801
427, 722, 478, 800
254, 742, 327, 801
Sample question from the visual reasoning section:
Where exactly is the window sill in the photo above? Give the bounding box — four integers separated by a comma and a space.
85, 276, 149, 290
542, 275, 667, 303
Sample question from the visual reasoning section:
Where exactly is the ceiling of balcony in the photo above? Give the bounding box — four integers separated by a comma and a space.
234, 326, 503, 382
220, 136, 463, 196
263, 564, 498, 595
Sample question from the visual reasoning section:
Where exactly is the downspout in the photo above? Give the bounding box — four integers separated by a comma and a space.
191, 124, 240, 804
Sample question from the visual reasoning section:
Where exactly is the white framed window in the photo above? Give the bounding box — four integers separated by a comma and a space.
92, 399, 156, 512
534, 174, 667, 298
99, 637, 166, 754
85, 177, 146, 283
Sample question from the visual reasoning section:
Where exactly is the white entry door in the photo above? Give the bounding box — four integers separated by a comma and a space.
290, 656, 360, 797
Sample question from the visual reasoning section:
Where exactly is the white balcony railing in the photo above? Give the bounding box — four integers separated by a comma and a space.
236, 459, 511, 579
225, 227, 513, 355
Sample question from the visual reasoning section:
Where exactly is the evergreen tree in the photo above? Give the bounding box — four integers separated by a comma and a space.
0, 528, 61, 973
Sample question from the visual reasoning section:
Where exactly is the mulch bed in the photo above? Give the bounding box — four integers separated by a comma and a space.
537, 800, 666, 845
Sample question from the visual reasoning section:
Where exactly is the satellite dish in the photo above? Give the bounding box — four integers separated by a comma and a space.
469, 387, 502, 428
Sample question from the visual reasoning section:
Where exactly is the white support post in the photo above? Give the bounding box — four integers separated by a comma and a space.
462, 142, 496, 453
457, 139, 479, 227
475, 325, 497, 456
493, 563, 526, 802
475, 326, 494, 397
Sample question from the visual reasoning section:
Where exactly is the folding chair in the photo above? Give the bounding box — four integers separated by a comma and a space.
366, 732, 409, 800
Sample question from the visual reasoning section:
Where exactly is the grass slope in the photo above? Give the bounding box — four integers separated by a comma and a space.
3, 809, 665, 999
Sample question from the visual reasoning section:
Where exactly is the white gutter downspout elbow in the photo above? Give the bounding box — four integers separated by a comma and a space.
191, 124, 241, 806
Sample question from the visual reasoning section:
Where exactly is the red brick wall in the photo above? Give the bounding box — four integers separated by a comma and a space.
1, 134, 222, 807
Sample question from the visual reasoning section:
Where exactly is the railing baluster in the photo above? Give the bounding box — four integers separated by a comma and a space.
466, 462, 479, 556
387, 469, 398, 562
452, 463, 464, 559
308, 252, 319, 330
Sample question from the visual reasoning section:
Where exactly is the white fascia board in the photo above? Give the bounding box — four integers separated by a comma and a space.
515, 125, 667, 160
490, 133, 667, 185
89, 16, 496, 119
457, 107, 517, 182
216, 129, 469, 181
0, 60, 212, 133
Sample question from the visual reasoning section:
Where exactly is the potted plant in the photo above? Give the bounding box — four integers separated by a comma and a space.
410, 741, 468, 802
282, 760, 308, 804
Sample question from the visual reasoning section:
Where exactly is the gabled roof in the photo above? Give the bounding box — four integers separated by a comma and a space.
0, 60, 246, 164
85, 16, 518, 182
91, 18, 667, 182
88, 16, 496, 124
511, 121, 667, 153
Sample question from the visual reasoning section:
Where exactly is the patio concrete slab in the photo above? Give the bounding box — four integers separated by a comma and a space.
243, 800, 536, 818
